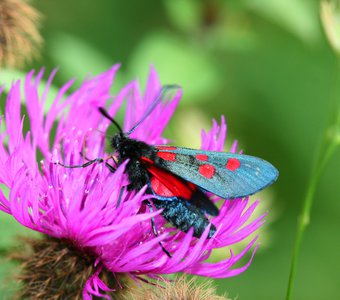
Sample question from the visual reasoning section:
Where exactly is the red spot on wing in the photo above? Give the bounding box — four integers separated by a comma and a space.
226, 158, 241, 171
156, 145, 177, 150
140, 156, 195, 200
157, 151, 176, 162
196, 154, 208, 161
199, 164, 215, 179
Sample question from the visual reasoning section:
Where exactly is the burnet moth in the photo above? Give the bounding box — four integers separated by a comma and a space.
59, 85, 279, 257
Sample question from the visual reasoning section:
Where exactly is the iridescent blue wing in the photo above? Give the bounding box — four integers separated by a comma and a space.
154, 146, 279, 199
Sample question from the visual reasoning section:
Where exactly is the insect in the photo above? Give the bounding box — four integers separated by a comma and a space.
59, 85, 278, 257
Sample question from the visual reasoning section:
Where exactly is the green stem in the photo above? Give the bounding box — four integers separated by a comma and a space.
285, 81, 340, 300
286, 141, 338, 300
286, 3, 340, 297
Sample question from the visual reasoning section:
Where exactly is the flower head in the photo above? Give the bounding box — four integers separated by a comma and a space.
0, 65, 266, 299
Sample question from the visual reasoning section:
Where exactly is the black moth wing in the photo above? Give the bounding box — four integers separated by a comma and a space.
189, 189, 219, 216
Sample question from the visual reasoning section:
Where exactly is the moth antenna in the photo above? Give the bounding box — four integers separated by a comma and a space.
98, 107, 123, 133
127, 84, 180, 135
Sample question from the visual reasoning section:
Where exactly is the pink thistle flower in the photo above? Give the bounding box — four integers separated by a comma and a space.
0, 65, 266, 299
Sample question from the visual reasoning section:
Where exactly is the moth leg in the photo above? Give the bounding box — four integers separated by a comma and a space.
107, 155, 119, 167
57, 158, 104, 169
105, 155, 119, 171
63, 129, 118, 172
81, 132, 89, 160
145, 200, 172, 258
103, 160, 116, 173
116, 187, 124, 208
60, 154, 117, 173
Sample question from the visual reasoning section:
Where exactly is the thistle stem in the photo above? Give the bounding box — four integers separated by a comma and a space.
286, 140, 338, 300
285, 66, 340, 300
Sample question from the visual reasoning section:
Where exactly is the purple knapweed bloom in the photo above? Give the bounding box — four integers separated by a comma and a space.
0, 65, 266, 299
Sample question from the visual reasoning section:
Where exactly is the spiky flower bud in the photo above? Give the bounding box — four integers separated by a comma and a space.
0, 0, 42, 67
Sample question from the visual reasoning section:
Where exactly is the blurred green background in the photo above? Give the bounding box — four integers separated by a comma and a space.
0, 1, 339, 299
